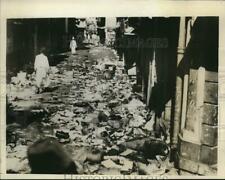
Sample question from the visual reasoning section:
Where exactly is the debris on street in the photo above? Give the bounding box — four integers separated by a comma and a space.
6, 45, 172, 175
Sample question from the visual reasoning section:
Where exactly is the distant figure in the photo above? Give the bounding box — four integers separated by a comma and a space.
92, 33, 99, 46
34, 47, 50, 93
84, 30, 87, 40
70, 36, 77, 55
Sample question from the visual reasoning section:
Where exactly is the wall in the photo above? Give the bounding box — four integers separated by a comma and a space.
177, 17, 218, 175
6, 18, 70, 81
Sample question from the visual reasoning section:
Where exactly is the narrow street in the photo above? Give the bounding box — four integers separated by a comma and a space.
4, 16, 219, 176
6, 44, 177, 175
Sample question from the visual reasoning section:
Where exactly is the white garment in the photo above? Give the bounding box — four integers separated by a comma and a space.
71, 48, 76, 54
34, 53, 49, 88
70, 40, 77, 54
105, 17, 117, 29
77, 20, 87, 28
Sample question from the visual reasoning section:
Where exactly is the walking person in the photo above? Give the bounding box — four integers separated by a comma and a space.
70, 36, 77, 55
34, 47, 50, 93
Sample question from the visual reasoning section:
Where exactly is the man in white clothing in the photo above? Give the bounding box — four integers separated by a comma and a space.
34, 47, 50, 93
70, 36, 77, 55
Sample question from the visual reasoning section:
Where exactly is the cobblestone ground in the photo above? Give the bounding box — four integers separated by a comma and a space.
6, 45, 178, 175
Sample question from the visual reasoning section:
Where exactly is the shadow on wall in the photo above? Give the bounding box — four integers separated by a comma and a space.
148, 17, 218, 119
146, 17, 180, 118
177, 17, 218, 77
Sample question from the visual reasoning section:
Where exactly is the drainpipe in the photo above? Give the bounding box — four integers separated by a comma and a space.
180, 17, 197, 131
64, 18, 69, 50
180, 18, 191, 131
65, 18, 68, 34
172, 17, 186, 148
34, 23, 38, 56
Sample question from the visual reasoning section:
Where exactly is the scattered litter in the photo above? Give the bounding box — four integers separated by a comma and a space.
101, 159, 123, 169
56, 130, 70, 139
6, 46, 172, 175
120, 149, 136, 157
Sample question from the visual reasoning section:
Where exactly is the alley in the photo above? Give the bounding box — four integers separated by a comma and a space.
6, 44, 176, 175
5, 17, 219, 176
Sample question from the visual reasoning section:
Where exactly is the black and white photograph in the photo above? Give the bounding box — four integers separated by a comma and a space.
4, 16, 219, 176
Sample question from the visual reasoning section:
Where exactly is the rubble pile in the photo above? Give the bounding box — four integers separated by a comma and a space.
6, 47, 177, 175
